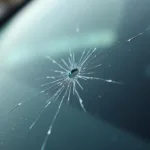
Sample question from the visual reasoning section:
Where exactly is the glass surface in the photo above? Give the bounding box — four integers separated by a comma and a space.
0, 0, 150, 150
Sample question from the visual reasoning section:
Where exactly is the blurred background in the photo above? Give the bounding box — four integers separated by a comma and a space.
0, 0, 31, 27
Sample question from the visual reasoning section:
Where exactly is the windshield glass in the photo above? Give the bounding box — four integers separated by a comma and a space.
0, 0, 150, 150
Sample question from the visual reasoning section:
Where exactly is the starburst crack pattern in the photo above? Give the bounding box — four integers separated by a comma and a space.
39, 47, 123, 150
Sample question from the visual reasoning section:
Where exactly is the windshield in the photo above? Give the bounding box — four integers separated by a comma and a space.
0, 0, 150, 150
